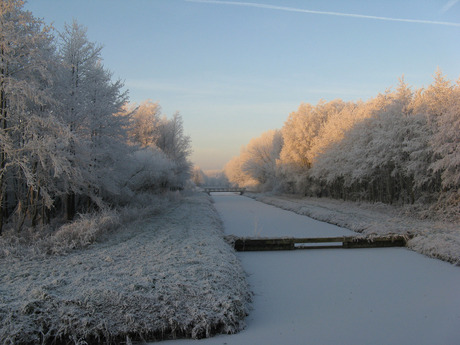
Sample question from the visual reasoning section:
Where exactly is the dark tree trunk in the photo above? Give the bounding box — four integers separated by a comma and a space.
66, 192, 76, 221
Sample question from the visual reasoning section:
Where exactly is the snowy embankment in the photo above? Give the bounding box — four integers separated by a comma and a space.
0, 193, 251, 344
247, 193, 460, 265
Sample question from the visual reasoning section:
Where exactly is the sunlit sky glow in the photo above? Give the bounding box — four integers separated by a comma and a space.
25, 0, 460, 170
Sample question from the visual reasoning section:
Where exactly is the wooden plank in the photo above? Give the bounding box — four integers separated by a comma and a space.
228, 235, 408, 252
289, 237, 346, 243
295, 242, 343, 249
232, 237, 293, 251
342, 236, 407, 248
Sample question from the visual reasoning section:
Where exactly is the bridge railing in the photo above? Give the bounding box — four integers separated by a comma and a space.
203, 187, 246, 195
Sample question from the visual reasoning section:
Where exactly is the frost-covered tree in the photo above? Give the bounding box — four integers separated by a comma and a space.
54, 20, 128, 218
85, 61, 128, 147
0, 0, 76, 232
53, 20, 103, 219
77, 60, 128, 205
191, 166, 206, 186
124, 148, 176, 194
202, 170, 230, 187
128, 100, 162, 147
278, 100, 349, 193
309, 83, 430, 203
307, 73, 458, 209
156, 113, 191, 162
55, 20, 102, 134
412, 71, 459, 189
230, 72, 458, 214
223, 130, 283, 190
0, 2, 196, 236
429, 79, 460, 190
309, 101, 366, 162
240, 130, 283, 188
129, 102, 192, 188
155, 112, 192, 185
224, 156, 256, 188
279, 103, 317, 169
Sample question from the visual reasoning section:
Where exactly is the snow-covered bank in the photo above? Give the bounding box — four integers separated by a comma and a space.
0, 193, 251, 344
247, 193, 460, 265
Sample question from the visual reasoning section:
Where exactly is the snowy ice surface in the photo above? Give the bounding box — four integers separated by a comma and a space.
161, 193, 460, 345
0, 193, 250, 343
213, 193, 355, 238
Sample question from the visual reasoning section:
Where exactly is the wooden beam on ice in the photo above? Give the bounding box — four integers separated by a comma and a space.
226, 235, 409, 252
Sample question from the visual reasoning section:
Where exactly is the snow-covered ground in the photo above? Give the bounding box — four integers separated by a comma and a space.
247, 193, 460, 265
3, 192, 459, 344
0, 193, 251, 343
161, 193, 460, 345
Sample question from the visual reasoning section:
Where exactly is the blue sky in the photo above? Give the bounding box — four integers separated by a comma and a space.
25, 0, 460, 170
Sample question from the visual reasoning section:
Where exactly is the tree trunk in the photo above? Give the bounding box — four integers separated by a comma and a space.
31, 187, 40, 227
0, 86, 6, 235
66, 192, 75, 221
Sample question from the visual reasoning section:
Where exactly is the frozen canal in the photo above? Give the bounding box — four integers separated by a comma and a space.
164, 194, 460, 345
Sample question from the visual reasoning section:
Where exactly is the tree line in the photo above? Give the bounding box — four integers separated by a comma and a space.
0, 1, 191, 234
224, 72, 459, 218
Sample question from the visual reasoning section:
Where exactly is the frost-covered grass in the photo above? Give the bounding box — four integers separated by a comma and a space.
0, 209, 121, 259
0, 192, 251, 344
247, 193, 460, 265
0, 193, 173, 259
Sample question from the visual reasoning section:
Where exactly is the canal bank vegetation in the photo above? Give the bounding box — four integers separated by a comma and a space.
224, 72, 459, 222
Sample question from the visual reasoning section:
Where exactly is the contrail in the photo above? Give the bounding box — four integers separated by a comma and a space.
440, 0, 459, 14
186, 0, 460, 27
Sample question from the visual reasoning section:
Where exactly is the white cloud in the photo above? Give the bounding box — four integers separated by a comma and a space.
187, 0, 460, 27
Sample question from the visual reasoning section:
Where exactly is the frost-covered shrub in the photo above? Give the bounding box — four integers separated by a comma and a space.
0, 209, 121, 258
126, 147, 177, 192
47, 209, 121, 254
105, 146, 183, 207
117, 192, 172, 224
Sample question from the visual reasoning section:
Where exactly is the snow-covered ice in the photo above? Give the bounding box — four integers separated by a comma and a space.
166, 249, 460, 345
213, 193, 355, 238
162, 193, 460, 345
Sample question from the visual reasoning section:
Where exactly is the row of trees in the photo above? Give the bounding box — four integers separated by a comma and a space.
0, 1, 191, 234
225, 71, 459, 215
191, 167, 230, 187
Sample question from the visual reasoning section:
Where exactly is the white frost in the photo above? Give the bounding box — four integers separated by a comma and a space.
0, 193, 251, 343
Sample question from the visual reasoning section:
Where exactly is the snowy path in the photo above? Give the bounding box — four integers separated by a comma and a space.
162, 194, 460, 345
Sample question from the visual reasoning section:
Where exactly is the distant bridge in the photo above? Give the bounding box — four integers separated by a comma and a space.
203, 187, 246, 195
